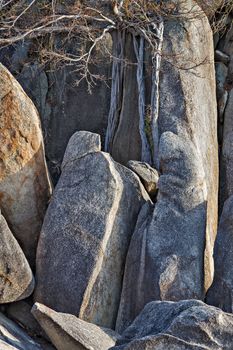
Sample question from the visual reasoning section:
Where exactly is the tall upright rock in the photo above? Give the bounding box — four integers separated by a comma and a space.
206, 195, 233, 312
35, 131, 150, 329
107, 32, 142, 165
158, 0, 218, 292
218, 25, 233, 213
0, 64, 52, 267
116, 1, 218, 332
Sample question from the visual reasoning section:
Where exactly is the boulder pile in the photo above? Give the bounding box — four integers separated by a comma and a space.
1, 1, 233, 349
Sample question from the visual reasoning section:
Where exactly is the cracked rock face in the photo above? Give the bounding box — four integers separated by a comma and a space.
112, 300, 233, 350
116, 132, 208, 332
127, 161, 159, 199
158, 0, 218, 297
0, 212, 34, 304
0, 64, 52, 268
35, 131, 150, 329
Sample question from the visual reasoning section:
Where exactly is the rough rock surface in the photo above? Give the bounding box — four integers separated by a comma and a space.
0, 312, 42, 349
215, 62, 228, 122
0, 63, 52, 267
215, 50, 230, 65
0, 211, 34, 303
32, 303, 119, 350
217, 15, 233, 214
196, 0, 223, 17
5, 301, 45, 338
207, 195, 233, 312
112, 300, 233, 350
116, 132, 208, 332
0, 34, 112, 184
35, 131, 150, 329
109, 32, 142, 166
158, 0, 218, 294
127, 161, 159, 199
220, 88, 233, 210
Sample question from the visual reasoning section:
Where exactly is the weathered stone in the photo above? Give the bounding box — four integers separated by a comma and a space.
0, 312, 42, 349
115, 201, 154, 332
214, 33, 220, 49
0, 212, 34, 303
0, 34, 113, 184
35, 131, 150, 329
218, 25, 233, 92
219, 88, 233, 211
218, 90, 228, 124
127, 161, 159, 199
215, 62, 228, 124
5, 301, 44, 338
112, 300, 233, 350
215, 50, 230, 65
109, 32, 142, 166
32, 303, 119, 350
116, 3, 218, 332
0, 63, 52, 267
18, 64, 49, 126
116, 132, 208, 332
215, 62, 228, 100
61, 130, 101, 169
206, 195, 233, 312
196, 0, 223, 17
158, 1, 218, 293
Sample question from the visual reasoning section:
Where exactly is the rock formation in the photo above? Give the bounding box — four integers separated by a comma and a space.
0, 35, 112, 184
32, 303, 119, 350
158, 0, 218, 293
0, 0, 232, 349
0, 211, 34, 303
35, 131, 150, 329
0, 64, 52, 267
116, 132, 208, 332
207, 195, 233, 312
127, 161, 159, 199
0, 312, 42, 349
112, 300, 233, 350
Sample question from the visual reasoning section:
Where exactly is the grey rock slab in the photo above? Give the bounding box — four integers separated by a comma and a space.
158, 0, 218, 293
61, 130, 101, 169
0, 212, 34, 303
5, 301, 45, 338
215, 62, 228, 100
0, 312, 42, 350
215, 62, 228, 124
127, 161, 159, 199
0, 63, 52, 267
109, 32, 142, 166
207, 195, 233, 312
32, 302, 119, 350
112, 300, 233, 350
116, 132, 208, 332
35, 131, 150, 329
219, 88, 233, 212
218, 26, 233, 92
215, 50, 230, 65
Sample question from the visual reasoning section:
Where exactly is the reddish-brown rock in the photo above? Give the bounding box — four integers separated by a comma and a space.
0, 63, 52, 267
